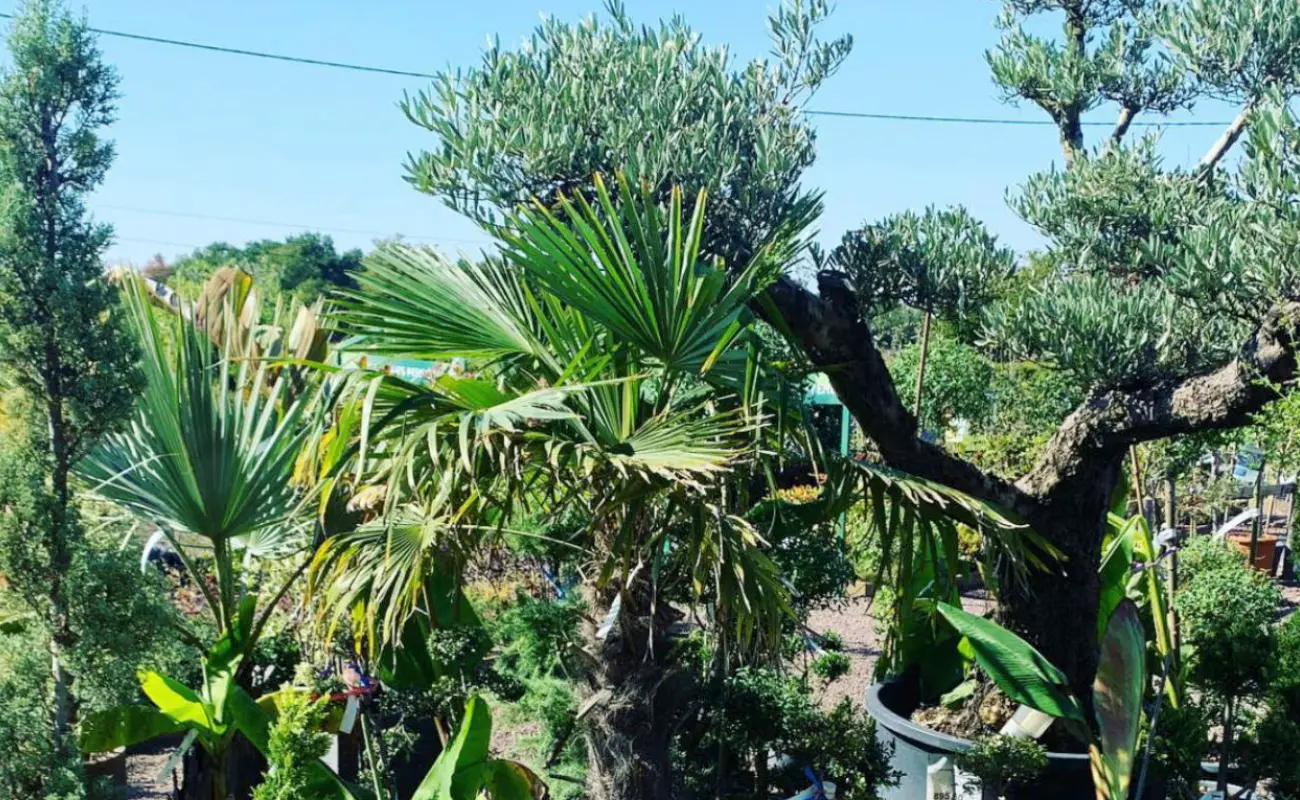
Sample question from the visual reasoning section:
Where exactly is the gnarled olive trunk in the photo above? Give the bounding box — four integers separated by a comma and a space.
1003, 456, 1123, 708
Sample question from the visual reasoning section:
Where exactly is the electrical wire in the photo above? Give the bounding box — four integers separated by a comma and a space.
0, 11, 1234, 128
98, 203, 495, 247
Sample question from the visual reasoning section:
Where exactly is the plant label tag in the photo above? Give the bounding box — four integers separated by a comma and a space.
156, 728, 197, 784
340, 695, 360, 734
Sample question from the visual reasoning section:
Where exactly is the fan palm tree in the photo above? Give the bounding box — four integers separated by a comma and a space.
308, 172, 814, 800
309, 172, 1055, 800
76, 275, 333, 799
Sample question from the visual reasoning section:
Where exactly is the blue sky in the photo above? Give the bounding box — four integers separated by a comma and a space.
28, 1, 1242, 265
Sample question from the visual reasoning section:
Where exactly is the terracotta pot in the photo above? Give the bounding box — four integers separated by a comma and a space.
1226, 533, 1279, 571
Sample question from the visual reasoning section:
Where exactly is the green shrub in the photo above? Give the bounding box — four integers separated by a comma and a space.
65, 532, 186, 713
816, 630, 844, 651
1250, 705, 1300, 800
1177, 535, 1244, 588
677, 667, 895, 799
1139, 701, 1211, 799
954, 734, 1047, 796
491, 592, 584, 680
252, 692, 332, 800
1174, 562, 1280, 699
810, 651, 850, 683
1272, 614, 1300, 716
0, 629, 99, 800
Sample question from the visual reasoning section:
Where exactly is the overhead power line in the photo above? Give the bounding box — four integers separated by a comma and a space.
0, 11, 1235, 128
99, 203, 495, 247
0, 12, 438, 80
804, 109, 1226, 127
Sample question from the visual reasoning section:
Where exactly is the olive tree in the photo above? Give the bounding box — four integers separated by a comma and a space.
802, 0, 1300, 699
403, 0, 1300, 705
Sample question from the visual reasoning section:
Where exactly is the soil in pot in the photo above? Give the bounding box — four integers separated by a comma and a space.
911, 678, 1016, 741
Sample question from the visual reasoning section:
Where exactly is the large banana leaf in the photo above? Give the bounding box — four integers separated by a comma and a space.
412, 695, 544, 800
1089, 600, 1146, 800
936, 602, 1087, 726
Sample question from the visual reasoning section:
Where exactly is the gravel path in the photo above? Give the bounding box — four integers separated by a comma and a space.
125, 740, 177, 800
805, 591, 993, 711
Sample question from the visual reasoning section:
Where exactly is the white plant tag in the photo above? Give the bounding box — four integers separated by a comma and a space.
156, 728, 197, 784
340, 695, 360, 734
927, 756, 956, 800
999, 704, 1053, 739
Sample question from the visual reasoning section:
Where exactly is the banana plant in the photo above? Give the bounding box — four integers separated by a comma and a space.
1099, 512, 1180, 706
79, 598, 357, 800
411, 695, 544, 800
937, 600, 1146, 800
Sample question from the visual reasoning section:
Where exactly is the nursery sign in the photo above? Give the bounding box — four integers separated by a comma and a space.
1233, 445, 1264, 485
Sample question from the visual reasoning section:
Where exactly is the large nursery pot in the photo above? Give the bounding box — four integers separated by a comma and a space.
866, 677, 1092, 800
1226, 532, 1278, 572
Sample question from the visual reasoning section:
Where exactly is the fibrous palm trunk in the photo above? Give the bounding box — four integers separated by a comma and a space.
583, 583, 693, 800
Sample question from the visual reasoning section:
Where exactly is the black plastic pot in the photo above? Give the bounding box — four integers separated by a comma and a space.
866, 678, 1093, 800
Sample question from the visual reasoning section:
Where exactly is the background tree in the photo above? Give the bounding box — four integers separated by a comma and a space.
0, 0, 138, 762
168, 232, 362, 307
830, 205, 1014, 419
402, 0, 850, 267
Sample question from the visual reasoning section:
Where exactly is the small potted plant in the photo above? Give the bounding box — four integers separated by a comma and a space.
954, 734, 1047, 800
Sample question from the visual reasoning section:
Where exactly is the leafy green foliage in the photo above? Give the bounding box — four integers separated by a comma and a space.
831, 205, 1015, 337
1175, 559, 1280, 699
976, 0, 1300, 397
78, 280, 315, 638
252, 693, 332, 800
169, 233, 362, 306
0, 0, 140, 459
958, 361, 1082, 478
809, 651, 850, 683
936, 602, 1086, 725
412, 696, 544, 800
1159, 0, 1300, 102
1271, 614, 1300, 717
954, 734, 1048, 796
1175, 535, 1244, 588
888, 333, 994, 433
989, 1, 1191, 141
0, 1, 142, 781
491, 593, 584, 680
1137, 701, 1210, 800
679, 666, 894, 800
1250, 704, 1300, 800
402, 0, 848, 264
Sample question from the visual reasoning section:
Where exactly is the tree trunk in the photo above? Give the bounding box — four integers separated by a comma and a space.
44, 363, 77, 748
583, 585, 692, 800
912, 309, 932, 425
180, 736, 265, 800
1003, 458, 1123, 706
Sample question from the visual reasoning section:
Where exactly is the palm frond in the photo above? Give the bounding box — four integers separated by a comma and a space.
499, 171, 797, 374
78, 279, 310, 546
334, 246, 543, 363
